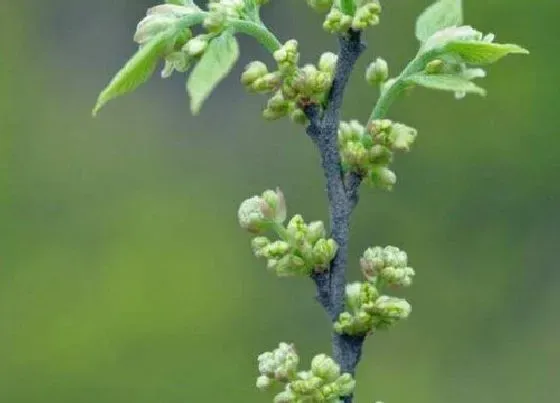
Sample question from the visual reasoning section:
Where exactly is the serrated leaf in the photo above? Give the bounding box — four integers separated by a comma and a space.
445, 41, 529, 65
407, 73, 486, 96
416, 0, 463, 42
187, 31, 240, 115
93, 31, 174, 116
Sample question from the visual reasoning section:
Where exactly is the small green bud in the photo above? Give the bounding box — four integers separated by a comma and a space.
203, 11, 226, 32
318, 52, 338, 75
334, 373, 356, 396
256, 375, 272, 391
274, 39, 299, 72
352, 2, 381, 30
261, 188, 287, 223
238, 196, 268, 233
388, 123, 417, 152
273, 390, 296, 403
311, 354, 341, 382
184, 36, 208, 56
312, 238, 338, 268
290, 108, 308, 125
366, 58, 389, 85
251, 236, 270, 256
373, 296, 412, 322
252, 72, 282, 93
306, 221, 326, 244
425, 59, 445, 74
369, 166, 397, 190
266, 91, 291, 113
241, 61, 269, 86
345, 282, 363, 312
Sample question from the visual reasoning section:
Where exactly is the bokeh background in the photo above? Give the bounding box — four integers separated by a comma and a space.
2, 1, 558, 402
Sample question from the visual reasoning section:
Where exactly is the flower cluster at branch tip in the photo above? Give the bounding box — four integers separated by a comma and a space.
338, 119, 417, 190
242, 40, 338, 124
239, 190, 337, 276
134, 1, 273, 79
257, 343, 356, 402
306, 0, 382, 33
334, 245, 413, 336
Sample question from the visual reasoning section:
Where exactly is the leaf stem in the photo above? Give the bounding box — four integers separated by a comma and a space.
229, 20, 282, 52
368, 51, 435, 123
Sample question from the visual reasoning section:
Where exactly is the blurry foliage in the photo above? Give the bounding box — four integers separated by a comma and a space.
1, 1, 559, 402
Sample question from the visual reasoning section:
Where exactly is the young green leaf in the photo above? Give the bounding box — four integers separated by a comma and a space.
406, 73, 486, 96
416, 0, 463, 43
445, 41, 529, 65
93, 31, 174, 116
187, 31, 240, 115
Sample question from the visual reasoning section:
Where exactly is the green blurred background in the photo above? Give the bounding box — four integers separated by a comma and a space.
1, 1, 557, 402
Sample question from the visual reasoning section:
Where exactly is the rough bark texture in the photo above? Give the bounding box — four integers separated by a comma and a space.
304, 30, 366, 402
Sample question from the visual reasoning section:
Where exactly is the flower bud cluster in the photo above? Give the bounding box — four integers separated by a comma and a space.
360, 245, 415, 287
334, 282, 412, 335
338, 119, 417, 190
322, 1, 381, 33
365, 57, 389, 86
251, 214, 338, 277
133, 4, 203, 78
241, 40, 338, 124
335, 245, 415, 335
257, 343, 356, 402
239, 190, 337, 276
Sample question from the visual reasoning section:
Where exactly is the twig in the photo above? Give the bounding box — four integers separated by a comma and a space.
304, 30, 366, 399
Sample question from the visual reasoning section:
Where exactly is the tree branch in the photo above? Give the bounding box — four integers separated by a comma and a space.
304, 30, 366, 398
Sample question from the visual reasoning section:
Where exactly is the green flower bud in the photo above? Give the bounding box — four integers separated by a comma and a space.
266, 91, 291, 116
383, 245, 408, 267
372, 295, 412, 324
251, 236, 270, 257
264, 241, 291, 258
273, 390, 296, 403
388, 123, 417, 152
334, 373, 356, 396
306, 221, 326, 244
366, 58, 389, 85
368, 145, 392, 165
311, 354, 341, 382
369, 166, 397, 190
323, 9, 353, 34
352, 2, 381, 30
290, 376, 324, 395
241, 61, 269, 86
290, 108, 308, 125
287, 214, 307, 239
252, 72, 282, 93
238, 196, 268, 233
318, 52, 338, 75
425, 59, 445, 74
184, 36, 208, 56
203, 11, 227, 32
312, 238, 338, 268
160, 51, 192, 78
274, 40, 299, 72
256, 375, 272, 391
238, 189, 286, 232
360, 246, 385, 278
345, 282, 363, 312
